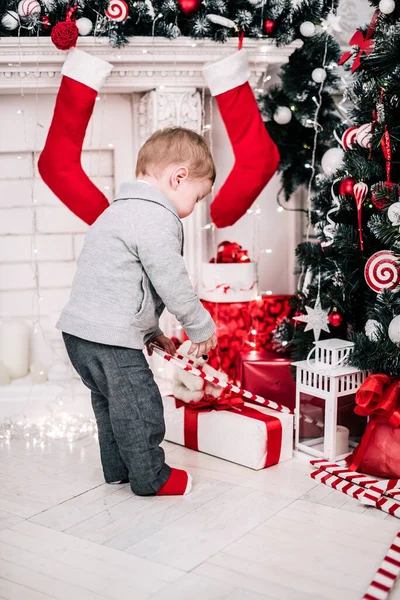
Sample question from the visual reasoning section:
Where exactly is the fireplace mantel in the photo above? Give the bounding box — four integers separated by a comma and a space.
0, 36, 301, 94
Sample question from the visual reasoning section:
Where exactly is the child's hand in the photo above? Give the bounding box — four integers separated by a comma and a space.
146, 334, 177, 357
188, 332, 218, 358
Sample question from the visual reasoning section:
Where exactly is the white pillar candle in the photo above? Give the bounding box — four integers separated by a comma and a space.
336, 425, 349, 456
0, 361, 11, 386
30, 362, 48, 384
0, 321, 30, 379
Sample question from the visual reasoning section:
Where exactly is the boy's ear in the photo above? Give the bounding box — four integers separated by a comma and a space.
174, 166, 189, 186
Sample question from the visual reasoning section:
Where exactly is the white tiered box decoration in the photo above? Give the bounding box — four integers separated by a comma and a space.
200, 262, 257, 303
293, 339, 368, 461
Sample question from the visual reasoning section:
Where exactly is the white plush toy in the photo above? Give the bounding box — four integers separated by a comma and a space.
172, 340, 228, 403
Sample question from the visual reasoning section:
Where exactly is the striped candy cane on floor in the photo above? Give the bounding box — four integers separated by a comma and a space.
150, 344, 293, 415
362, 532, 400, 600
309, 460, 400, 599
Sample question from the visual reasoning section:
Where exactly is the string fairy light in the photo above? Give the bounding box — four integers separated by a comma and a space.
305, 2, 337, 243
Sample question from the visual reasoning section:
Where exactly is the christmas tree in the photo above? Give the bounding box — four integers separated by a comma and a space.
275, 0, 400, 377
259, 5, 342, 200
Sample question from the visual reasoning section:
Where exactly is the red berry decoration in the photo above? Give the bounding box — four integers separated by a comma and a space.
328, 308, 343, 327
264, 19, 275, 35
178, 0, 201, 13
339, 177, 355, 197
41, 15, 51, 29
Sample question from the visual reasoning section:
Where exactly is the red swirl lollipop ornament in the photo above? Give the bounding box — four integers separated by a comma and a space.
105, 0, 129, 22
365, 251, 400, 293
353, 182, 368, 251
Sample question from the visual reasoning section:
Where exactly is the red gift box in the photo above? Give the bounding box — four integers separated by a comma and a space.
184, 295, 291, 381
235, 349, 296, 412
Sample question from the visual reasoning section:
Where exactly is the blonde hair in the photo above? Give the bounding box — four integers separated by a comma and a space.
135, 126, 216, 183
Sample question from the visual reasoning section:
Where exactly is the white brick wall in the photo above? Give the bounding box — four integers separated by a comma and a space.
0, 235, 74, 262
0, 92, 135, 369
0, 149, 114, 325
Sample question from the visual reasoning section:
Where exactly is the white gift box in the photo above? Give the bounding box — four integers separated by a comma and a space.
200, 262, 257, 303
163, 395, 293, 470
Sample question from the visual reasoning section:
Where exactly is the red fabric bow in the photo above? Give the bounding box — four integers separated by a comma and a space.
338, 10, 380, 72
354, 374, 400, 427
346, 374, 400, 472
210, 241, 251, 264
175, 393, 245, 413
174, 392, 282, 467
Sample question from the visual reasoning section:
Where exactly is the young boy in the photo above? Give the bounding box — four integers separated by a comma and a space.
58, 127, 217, 496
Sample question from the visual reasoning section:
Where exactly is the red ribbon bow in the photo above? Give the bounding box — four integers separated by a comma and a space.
174, 392, 282, 467
354, 374, 400, 427
210, 241, 251, 264
338, 10, 380, 72
346, 374, 400, 471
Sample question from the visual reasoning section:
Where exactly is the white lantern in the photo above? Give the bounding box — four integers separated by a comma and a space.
293, 339, 368, 461
273, 106, 292, 125
300, 21, 315, 37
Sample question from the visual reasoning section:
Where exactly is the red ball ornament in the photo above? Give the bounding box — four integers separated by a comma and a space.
178, 0, 201, 13
339, 177, 355, 197
264, 19, 275, 35
51, 7, 78, 51
328, 309, 343, 327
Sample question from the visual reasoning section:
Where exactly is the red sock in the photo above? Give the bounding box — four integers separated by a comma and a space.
156, 468, 193, 496
203, 50, 280, 228
38, 48, 112, 225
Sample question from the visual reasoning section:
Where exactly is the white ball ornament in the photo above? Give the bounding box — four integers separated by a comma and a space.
379, 0, 396, 14
76, 17, 93, 36
18, 0, 41, 18
300, 21, 316, 37
388, 315, 400, 345
388, 202, 400, 226
1, 10, 19, 30
365, 319, 382, 342
312, 68, 327, 83
356, 123, 373, 148
273, 106, 292, 125
321, 147, 344, 175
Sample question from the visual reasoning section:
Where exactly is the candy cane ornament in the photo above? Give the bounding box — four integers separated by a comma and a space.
150, 344, 293, 414
354, 182, 368, 251
341, 125, 359, 150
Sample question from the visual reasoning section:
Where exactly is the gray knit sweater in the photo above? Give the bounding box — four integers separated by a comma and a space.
56, 181, 215, 349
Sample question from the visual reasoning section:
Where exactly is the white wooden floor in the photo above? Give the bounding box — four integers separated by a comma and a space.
1, 434, 399, 600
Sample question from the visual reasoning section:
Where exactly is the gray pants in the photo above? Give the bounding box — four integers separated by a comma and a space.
62, 333, 171, 495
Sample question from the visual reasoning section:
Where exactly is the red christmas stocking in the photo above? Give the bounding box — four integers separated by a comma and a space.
203, 50, 280, 228
38, 48, 113, 225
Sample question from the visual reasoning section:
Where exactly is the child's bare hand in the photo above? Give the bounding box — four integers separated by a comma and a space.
146, 334, 176, 357
188, 333, 218, 358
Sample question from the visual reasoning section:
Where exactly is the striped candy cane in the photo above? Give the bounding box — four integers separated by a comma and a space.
310, 460, 400, 507
310, 467, 366, 499
363, 532, 400, 600
151, 345, 293, 414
